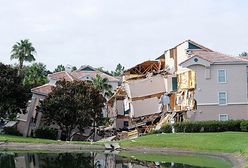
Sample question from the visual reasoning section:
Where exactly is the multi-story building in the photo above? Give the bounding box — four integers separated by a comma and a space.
17, 65, 119, 137
157, 40, 248, 121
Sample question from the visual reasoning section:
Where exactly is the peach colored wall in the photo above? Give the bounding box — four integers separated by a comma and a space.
189, 64, 248, 104
188, 104, 248, 121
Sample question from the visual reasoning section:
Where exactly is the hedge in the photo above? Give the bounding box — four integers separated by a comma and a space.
173, 120, 244, 133
240, 121, 248, 132
3, 127, 22, 136
151, 124, 172, 134
153, 120, 248, 134
34, 126, 58, 140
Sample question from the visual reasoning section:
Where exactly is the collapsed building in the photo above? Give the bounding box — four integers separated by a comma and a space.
107, 60, 197, 137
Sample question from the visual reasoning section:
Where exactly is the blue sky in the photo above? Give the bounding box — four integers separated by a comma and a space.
0, 0, 247, 71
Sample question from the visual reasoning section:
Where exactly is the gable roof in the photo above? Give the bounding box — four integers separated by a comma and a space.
77, 65, 96, 71
48, 71, 75, 81
191, 50, 248, 64
156, 39, 213, 60
70, 70, 119, 82
31, 84, 55, 95
180, 50, 248, 66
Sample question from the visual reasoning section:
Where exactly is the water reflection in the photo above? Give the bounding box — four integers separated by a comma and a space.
0, 152, 228, 168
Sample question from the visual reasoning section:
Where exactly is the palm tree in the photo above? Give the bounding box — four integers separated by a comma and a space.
10, 39, 36, 75
92, 74, 113, 97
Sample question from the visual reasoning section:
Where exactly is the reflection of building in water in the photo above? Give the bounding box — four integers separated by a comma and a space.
11, 152, 160, 168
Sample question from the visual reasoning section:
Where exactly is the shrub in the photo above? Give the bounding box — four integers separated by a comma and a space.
160, 124, 172, 133
150, 124, 172, 134
35, 126, 58, 140
173, 120, 243, 133
240, 121, 248, 132
3, 127, 22, 136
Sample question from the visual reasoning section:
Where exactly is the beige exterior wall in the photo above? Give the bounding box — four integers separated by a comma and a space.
189, 64, 248, 105
130, 97, 162, 118
164, 41, 188, 73
188, 104, 248, 121
116, 118, 129, 129
126, 75, 167, 98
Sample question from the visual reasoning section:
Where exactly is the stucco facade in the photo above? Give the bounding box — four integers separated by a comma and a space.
163, 40, 248, 121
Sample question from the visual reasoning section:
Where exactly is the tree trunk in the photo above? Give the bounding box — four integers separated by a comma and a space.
18, 60, 24, 77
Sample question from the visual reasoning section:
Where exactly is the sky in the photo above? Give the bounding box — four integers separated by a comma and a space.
0, 0, 248, 71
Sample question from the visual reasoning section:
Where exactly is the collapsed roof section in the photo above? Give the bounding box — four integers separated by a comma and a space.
123, 60, 167, 81
108, 59, 197, 131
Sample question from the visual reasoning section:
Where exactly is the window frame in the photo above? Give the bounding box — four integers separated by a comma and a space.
219, 114, 229, 121
217, 69, 227, 83
218, 91, 227, 105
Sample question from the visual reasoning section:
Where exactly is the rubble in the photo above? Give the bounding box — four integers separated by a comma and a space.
107, 60, 197, 140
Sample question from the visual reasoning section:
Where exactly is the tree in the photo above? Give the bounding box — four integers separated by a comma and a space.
22, 62, 49, 87
54, 64, 65, 72
91, 74, 113, 97
10, 39, 36, 75
72, 66, 77, 71
38, 80, 106, 140
0, 63, 29, 120
239, 52, 248, 57
111, 63, 125, 76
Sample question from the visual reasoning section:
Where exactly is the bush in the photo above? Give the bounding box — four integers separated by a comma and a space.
240, 121, 248, 132
173, 120, 243, 133
3, 127, 22, 136
35, 126, 58, 140
150, 124, 172, 134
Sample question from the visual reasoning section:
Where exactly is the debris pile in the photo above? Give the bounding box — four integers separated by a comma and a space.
107, 60, 197, 140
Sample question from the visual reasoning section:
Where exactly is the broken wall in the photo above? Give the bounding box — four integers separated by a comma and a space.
130, 97, 162, 117
125, 75, 167, 98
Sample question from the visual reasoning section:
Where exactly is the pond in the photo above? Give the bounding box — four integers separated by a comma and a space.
0, 151, 233, 168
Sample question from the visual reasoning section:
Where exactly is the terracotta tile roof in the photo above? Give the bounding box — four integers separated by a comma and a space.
70, 70, 119, 82
48, 71, 75, 81
191, 50, 248, 64
31, 84, 55, 95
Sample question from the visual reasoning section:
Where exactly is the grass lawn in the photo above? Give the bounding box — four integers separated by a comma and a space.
120, 132, 248, 164
0, 134, 91, 144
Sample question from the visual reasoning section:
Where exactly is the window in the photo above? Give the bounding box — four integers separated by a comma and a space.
124, 110, 129, 115
218, 92, 227, 105
219, 114, 229, 121
123, 121, 129, 127
218, 69, 226, 83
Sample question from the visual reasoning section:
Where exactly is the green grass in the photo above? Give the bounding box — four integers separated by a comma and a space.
120, 132, 248, 166
119, 151, 232, 168
0, 134, 91, 144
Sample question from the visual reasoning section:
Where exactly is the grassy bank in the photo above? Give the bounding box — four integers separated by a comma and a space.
120, 132, 248, 165
0, 135, 90, 144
